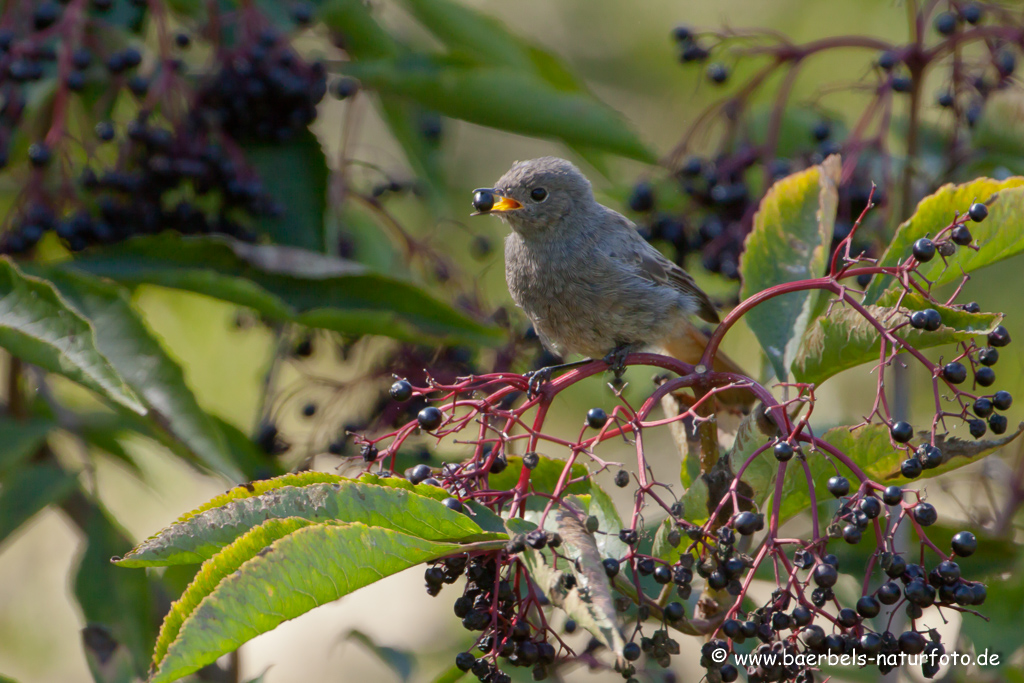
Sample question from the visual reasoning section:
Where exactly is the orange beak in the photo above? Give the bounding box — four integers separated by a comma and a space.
490, 195, 522, 212
471, 188, 523, 216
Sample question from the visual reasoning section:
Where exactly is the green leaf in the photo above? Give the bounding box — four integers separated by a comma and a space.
173, 471, 347, 523
488, 454, 591, 503
359, 473, 507, 535
791, 293, 1002, 385
43, 269, 242, 480
739, 156, 840, 379
153, 518, 316, 667
64, 234, 502, 347
0, 259, 145, 413
880, 425, 1024, 482
864, 178, 1024, 304
75, 505, 157, 678
345, 629, 415, 682
340, 57, 655, 163
150, 523, 491, 683
517, 505, 626, 658
430, 665, 468, 683
117, 478, 505, 566
245, 130, 328, 252
959, 558, 1024, 666
0, 463, 77, 546
565, 489, 628, 560
764, 422, 1022, 524
0, 417, 52, 477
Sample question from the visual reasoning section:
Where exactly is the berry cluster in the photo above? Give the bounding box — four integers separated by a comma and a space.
0, 5, 327, 256
629, 5, 1024, 285
196, 31, 327, 143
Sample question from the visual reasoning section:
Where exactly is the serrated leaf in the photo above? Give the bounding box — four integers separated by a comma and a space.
0, 259, 145, 413
739, 156, 840, 379
359, 473, 507, 535
43, 269, 242, 480
0, 463, 78, 546
150, 523, 493, 683
882, 425, 1024, 481
117, 479, 504, 567
864, 178, 1024, 304
763, 422, 1023, 524
345, 629, 415, 682
0, 417, 52, 477
791, 294, 1002, 385
75, 505, 156, 678
339, 57, 655, 163
518, 504, 626, 658
245, 130, 328, 252
64, 234, 502, 347
153, 518, 316, 667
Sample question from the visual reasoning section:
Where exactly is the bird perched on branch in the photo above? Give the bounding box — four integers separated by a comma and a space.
473, 156, 749, 408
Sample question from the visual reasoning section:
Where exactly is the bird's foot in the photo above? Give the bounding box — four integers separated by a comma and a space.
524, 359, 593, 398
525, 367, 553, 398
603, 344, 632, 379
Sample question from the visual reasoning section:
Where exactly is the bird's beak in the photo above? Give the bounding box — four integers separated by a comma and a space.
471, 188, 522, 216
489, 195, 522, 212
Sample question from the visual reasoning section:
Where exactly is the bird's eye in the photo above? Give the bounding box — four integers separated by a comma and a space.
530, 187, 548, 202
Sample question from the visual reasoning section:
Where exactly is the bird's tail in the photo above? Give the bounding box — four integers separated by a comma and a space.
660, 323, 754, 411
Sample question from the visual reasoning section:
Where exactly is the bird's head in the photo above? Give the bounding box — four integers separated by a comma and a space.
472, 157, 594, 237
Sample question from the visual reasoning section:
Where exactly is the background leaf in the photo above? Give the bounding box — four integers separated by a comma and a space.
0, 463, 77, 546
74, 504, 157, 678
339, 57, 655, 163
64, 234, 503, 347
345, 629, 415, 682
0, 417, 53, 477
245, 130, 329, 252
44, 269, 243, 481
739, 156, 840, 379
0, 259, 145, 414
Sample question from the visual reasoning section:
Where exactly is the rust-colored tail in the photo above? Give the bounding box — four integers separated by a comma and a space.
660, 323, 753, 411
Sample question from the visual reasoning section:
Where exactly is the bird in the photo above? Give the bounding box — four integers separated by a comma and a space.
472, 156, 748, 406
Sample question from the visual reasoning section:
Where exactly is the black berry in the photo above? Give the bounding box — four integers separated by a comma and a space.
912, 237, 936, 262
934, 11, 957, 35
882, 485, 903, 505
911, 502, 938, 526
707, 63, 729, 84
827, 475, 850, 498
951, 224, 972, 245
390, 379, 413, 401
968, 419, 987, 439
988, 325, 1011, 347
417, 406, 444, 431
942, 361, 967, 384
989, 413, 1008, 434
973, 397, 994, 417
774, 441, 794, 462
891, 421, 914, 443
951, 530, 977, 557
978, 347, 999, 366
992, 390, 1013, 410
614, 469, 629, 488
975, 366, 996, 387
586, 407, 608, 429
968, 202, 988, 222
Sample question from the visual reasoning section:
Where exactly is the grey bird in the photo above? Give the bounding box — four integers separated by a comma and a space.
473, 157, 746, 401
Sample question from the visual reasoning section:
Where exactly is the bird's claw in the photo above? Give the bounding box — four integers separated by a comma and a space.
525, 367, 553, 398
603, 344, 631, 379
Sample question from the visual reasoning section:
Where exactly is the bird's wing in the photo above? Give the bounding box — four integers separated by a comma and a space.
603, 210, 720, 324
